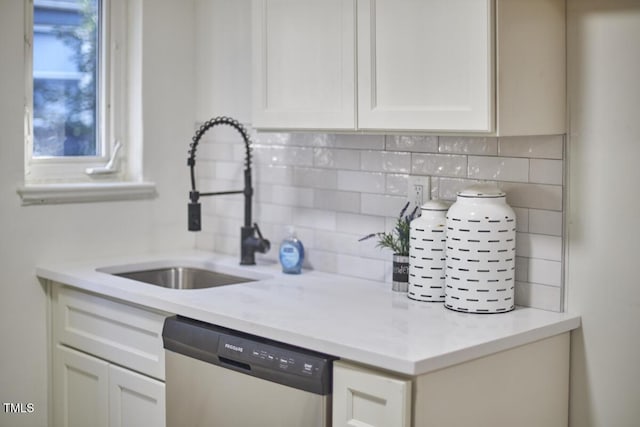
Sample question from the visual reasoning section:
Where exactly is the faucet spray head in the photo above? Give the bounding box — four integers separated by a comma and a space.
188, 191, 201, 231
188, 202, 201, 231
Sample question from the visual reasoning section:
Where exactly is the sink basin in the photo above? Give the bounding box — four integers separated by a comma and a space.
112, 266, 255, 290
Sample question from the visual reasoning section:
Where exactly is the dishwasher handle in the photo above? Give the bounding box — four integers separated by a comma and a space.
218, 356, 251, 372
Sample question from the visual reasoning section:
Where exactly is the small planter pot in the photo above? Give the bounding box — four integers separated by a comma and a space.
392, 254, 410, 292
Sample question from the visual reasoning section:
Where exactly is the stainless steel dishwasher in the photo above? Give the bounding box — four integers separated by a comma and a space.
162, 316, 336, 427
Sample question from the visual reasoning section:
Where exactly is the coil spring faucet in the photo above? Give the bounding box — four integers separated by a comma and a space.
187, 116, 270, 265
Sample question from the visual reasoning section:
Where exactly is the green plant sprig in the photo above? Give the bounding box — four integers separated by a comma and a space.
359, 201, 418, 256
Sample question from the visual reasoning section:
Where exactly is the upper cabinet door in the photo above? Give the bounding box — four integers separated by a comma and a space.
357, 0, 493, 132
252, 0, 356, 130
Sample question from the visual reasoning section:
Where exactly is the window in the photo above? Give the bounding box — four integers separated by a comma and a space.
32, 0, 101, 158
21, 0, 155, 203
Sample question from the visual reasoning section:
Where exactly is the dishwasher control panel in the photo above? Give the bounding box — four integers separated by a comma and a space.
218, 334, 324, 378
162, 316, 337, 395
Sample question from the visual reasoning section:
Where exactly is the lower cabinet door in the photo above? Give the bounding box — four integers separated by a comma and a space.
53, 345, 109, 427
108, 364, 165, 427
332, 361, 412, 427
53, 345, 165, 427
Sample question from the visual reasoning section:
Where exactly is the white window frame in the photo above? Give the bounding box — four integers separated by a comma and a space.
19, 0, 155, 204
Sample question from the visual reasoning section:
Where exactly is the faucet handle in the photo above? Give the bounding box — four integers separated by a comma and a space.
253, 222, 265, 240
253, 223, 270, 253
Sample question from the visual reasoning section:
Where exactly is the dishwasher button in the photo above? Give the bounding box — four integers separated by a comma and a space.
278, 357, 289, 370
302, 363, 314, 375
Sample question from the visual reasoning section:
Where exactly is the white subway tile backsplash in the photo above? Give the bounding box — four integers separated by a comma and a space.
315, 231, 386, 261
498, 135, 564, 159
336, 212, 386, 237
254, 164, 294, 185
212, 198, 245, 219
500, 182, 563, 211
515, 282, 562, 312
385, 174, 409, 196
293, 167, 337, 189
199, 128, 567, 312
253, 145, 314, 166
385, 135, 438, 152
213, 234, 240, 256
197, 177, 243, 194
515, 257, 529, 282
337, 170, 385, 193
197, 141, 235, 161
437, 177, 486, 200
429, 177, 440, 199
269, 185, 314, 207
253, 131, 292, 146
516, 233, 563, 261
529, 209, 563, 236
528, 258, 562, 287
468, 156, 529, 182
195, 232, 215, 252
361, 193, 407, 217
292, 207, 336, 231
313, 189, 361, 213
333, 134, 386, 150
313, 148, 360, 170
305, 249, 338, 273
202, 215, 242, 236
254, 203, 293, 224
288, 133, 335, 147
412, 153, 467, 177
360, 151, 411, 173
439, 136, 498, 155
530, 159, 563, 185
214, 161, 244, 180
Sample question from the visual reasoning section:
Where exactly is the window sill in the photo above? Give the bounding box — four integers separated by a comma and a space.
17, 181, 157, 206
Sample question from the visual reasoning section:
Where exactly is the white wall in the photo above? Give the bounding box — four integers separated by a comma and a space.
566, 0, 640, 425
0, 1, 196, 425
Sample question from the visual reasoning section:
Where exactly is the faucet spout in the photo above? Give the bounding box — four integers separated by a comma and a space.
187, 116, 270, 265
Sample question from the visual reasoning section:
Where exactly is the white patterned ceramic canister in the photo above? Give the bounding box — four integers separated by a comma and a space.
408, 200, 449, 302
445, 184, 516, 313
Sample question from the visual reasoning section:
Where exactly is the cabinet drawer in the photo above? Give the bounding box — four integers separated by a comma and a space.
53, 285, 169, 380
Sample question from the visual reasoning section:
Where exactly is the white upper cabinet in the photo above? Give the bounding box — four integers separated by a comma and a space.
357, 0, 492, 132
252, 0, 565, 135
252, 0, 356, 130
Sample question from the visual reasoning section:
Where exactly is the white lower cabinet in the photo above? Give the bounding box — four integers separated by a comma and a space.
50, 285, 168, 427
332, 361, 411, 427
333, 333, 571, 427
53, 345, 109, 427
109, 364, 165, 427
53, 345, 165, 427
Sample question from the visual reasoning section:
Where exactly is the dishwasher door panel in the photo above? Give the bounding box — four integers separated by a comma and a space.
166, 350, 330, 427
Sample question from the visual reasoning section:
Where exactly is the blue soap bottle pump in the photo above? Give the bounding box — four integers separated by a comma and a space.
279, 226, 304, 274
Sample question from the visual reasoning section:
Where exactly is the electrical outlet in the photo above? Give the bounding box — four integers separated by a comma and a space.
407, 176, 431, 209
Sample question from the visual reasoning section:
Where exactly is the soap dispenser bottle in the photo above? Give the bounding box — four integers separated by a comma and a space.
279, 227, 304, 274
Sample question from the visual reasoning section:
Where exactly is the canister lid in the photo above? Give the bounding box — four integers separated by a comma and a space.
420, 200, 449, 211
457, 184, 505, 198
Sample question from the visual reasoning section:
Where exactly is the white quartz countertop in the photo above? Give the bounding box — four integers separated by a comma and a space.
37, 250, 580, 376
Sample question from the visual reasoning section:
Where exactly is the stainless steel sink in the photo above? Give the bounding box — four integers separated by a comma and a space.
113, 266, 255, 290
